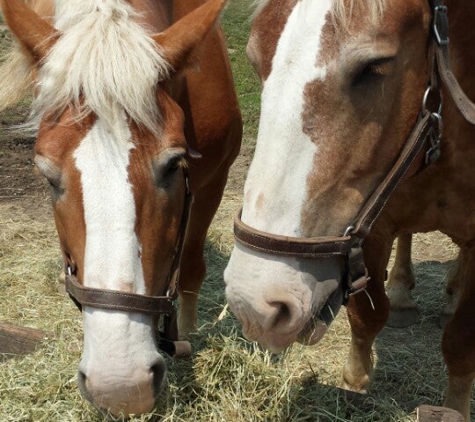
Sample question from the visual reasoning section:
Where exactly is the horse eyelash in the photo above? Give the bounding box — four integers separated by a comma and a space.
352, 57, 395, 86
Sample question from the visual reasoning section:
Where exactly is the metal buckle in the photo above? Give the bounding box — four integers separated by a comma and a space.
425, 140, 441, 165
348, 277, 370, 297
425, 112, 442, 165
433, 5, 449, 46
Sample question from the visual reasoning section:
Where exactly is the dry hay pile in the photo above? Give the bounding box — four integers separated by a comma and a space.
0, 174, 463, 421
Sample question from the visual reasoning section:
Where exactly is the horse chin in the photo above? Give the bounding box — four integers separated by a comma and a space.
298, 320, 329, 346
298, 287, 344, 347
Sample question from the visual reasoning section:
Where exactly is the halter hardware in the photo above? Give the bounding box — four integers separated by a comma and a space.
233, 0, 475, 321
425, 112, 442, 165
433, 5, 449, 46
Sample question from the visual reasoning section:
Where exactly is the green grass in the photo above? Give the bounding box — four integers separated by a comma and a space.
222, 0, 261, 145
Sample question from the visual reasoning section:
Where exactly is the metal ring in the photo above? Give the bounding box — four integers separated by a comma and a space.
422, 86, 443, 115
343, 226, 355, 237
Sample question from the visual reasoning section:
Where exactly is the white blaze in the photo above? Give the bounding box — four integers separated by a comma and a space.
242, 0, 332, 236
224, 0, 336, 352
74, 116, 160, 388
74, 116, 144, 293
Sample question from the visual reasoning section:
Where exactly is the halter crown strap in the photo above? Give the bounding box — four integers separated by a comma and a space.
350, 113, 436, 239
165, 170, 193, 297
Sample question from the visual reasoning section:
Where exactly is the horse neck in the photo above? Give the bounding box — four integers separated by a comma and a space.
445, 1, 475, 97
128, 0, 173, 31
434, 1, 475, 164
172, 0, 207, 21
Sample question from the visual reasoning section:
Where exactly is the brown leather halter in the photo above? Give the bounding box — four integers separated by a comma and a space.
64, 168, 194, 357
234, 1, 475, 308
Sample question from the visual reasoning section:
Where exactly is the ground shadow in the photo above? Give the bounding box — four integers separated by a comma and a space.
371, 260, 456, 413
277, 259, 464, 421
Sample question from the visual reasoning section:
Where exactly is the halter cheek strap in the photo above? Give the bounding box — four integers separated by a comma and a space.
233, 113, 436, 302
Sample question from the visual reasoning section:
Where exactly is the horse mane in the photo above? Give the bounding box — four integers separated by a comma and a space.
0, 0, 39, 112
1, 0, 171, 136
0, 47, 34, 111
252, 0, 388, 27
332, 0, 388, 28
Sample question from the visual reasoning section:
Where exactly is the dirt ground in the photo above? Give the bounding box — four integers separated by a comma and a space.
0, 101, 52, 222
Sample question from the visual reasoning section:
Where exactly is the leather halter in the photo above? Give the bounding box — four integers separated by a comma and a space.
234, 1, 475, 305
65, 168, 194, 357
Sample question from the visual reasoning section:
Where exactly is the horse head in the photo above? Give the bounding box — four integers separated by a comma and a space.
1, 0, 224, 416
225, 0, 431, 352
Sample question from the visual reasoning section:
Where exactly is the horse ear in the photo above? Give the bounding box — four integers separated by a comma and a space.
152, 0, 226, 72
0, 0, 58, 63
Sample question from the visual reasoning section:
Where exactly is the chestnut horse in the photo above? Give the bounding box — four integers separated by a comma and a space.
224, 0, 474, 419
0, 0, 241, 416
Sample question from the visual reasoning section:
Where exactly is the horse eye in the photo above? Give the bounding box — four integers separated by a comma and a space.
352, 57, 395, 87
34, 156, 64, 198
40, 171, 64, 196
155, 153, 185, 189
163, 157, 182, 176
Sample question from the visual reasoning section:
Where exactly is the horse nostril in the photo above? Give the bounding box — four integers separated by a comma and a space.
272, 302, 292, 328
151, 358, 167, 395
78, 369, 86, 390
77, 369, 95, 404
263, 299, 303, 335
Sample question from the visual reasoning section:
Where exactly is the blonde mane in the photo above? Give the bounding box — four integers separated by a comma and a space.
252, 0, 388, 27
0, 47, 34, 110
1, 0, 171, 135
332, 0, 388, 28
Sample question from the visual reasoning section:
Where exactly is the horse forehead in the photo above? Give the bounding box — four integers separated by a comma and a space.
252, 0, 345, 82
35, 113, 94, 163
250, 0, 299, 80
35, 112, 164, 162
252, 0, 427, 68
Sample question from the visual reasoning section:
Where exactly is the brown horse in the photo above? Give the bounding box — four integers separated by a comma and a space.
224, 0, 475, 419
1, 0, 241, 417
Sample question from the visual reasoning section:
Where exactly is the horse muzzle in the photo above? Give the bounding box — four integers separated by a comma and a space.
224, 243, 345, 353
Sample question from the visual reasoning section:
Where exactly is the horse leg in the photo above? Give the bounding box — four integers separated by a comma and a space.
177, 168, 230, 338
386, 233, 419, 327
442, 245, 475, 421
440, 249, 462, 328
343, 233, 391, 392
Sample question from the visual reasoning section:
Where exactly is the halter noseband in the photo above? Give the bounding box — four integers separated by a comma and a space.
64, 168, 194, 358
234, 0, 475, 309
